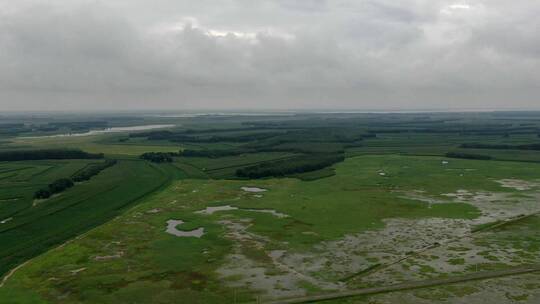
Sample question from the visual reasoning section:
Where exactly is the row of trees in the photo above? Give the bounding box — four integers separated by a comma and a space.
72, 160, 117, 182
236, 154, 345, 179
140, 152, 175, 163
34, 178, 74, 199
34, 160, 117, 199
156, 132, 283, 143
461, 143, 540, 151
180, 149, 245, 158
0, 149, 103, 161
445, 152, 492, 160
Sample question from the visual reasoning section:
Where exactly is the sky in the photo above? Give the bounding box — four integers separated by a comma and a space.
0, 0, 539, 111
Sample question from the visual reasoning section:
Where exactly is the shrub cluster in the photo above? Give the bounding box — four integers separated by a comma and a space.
34, 160, 116, 199
236, 154, 345, 179
72, 160, 117, 182
140, 152, 175, 163
34, 178, 74, 199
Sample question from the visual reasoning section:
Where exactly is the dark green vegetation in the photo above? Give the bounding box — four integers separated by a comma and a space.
236, 153, 345, 178
125, 111, 540, 171
445, 152, 492, 160
2, 111, 540, 303
33, 178, 74, 199
33, 159, 118, 199
71, 159, 117, 182
140, 152, 176, 163
461, 143, 540, 150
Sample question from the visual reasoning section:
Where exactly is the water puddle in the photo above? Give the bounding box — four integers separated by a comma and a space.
496, 179, 540, 191
241, 187, 267, 193
195, 205, 289, 218
195, 205, 238, 215
146, 208, 161, 214
243, 209, 289, 218
165, 219, 205, 238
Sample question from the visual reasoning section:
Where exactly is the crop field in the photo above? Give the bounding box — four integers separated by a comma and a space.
0, 160, 99, 221
11, 135, 183, 157
174, 152, 298, 179
2, 112, 540, 303
0, 159, 180, 278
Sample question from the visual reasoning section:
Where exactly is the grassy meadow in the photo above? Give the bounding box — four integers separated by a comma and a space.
3, 155, 540, 303
2, 112, 540, 303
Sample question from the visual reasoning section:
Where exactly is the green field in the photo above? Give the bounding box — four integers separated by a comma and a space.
0, 159, 181, 277
174, 152, 297, 179
2, 112, 540, 303
3, 154, 540, 303
12, 135, 183, 157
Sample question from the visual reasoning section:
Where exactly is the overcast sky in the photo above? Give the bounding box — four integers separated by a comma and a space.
1, 0, 539, 111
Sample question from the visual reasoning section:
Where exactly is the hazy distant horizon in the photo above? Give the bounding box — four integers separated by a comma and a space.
2, 107, 540, 116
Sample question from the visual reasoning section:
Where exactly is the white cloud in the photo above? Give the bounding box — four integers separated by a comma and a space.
448, 4, 471, 10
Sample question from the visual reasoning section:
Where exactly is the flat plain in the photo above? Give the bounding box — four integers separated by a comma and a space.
1, 112, 540, 303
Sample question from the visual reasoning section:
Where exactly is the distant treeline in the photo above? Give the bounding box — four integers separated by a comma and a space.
0, 121, 111, 136
180, 149, 245, 158
0, 149, 104, 161
131, 128, 370, 146
34, 160, 116, 199
461, 143, 540, 151
140, 150, 237, 162
48, 121, 108, 131
366, 127, 539, 136
0, 123, 32, 136
236, 154, 345, 179
182, 127, 272, 134
34, 178, 74, 199
131, 130, 284, 143
140, 152, 177, 163
180, 141, 345, 157
72, 160, 117, 182
0, 123, 25, 129
445, 152, 492, 160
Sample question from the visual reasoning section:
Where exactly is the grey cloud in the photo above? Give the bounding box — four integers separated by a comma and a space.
0, 0, 539, 111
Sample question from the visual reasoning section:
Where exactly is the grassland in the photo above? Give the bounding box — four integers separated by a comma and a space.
3, 154, 540, 303
2, 111, 540, 303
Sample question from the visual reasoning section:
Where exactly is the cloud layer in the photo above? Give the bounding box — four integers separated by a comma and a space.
1, 0, 539, 111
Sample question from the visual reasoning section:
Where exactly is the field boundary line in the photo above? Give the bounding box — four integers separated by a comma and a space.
266, 265, 540, 304
0, 261, 30, 288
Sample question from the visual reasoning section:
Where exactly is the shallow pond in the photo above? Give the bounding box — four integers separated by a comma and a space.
165, 219, 205, 238
241, 187, 267, 193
